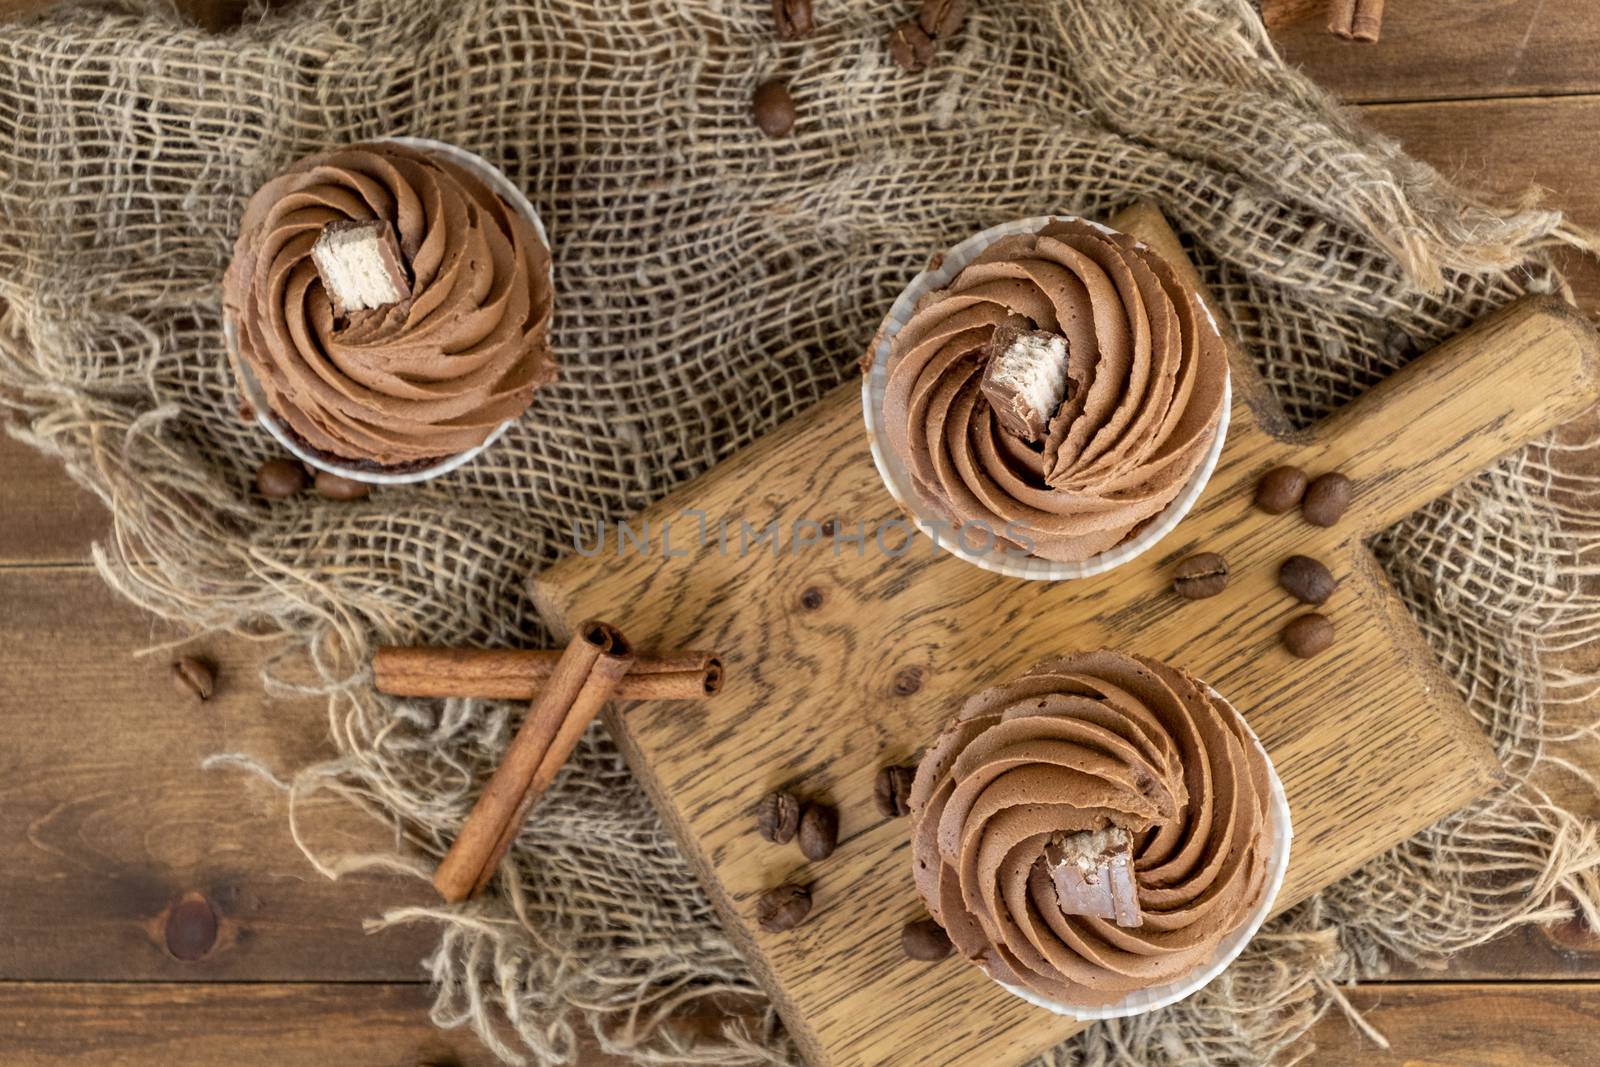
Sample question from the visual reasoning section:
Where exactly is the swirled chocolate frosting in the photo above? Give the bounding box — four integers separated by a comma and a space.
909, 651, 1274, 1007
223, 142, 554, 467
878, 219, 1226, 562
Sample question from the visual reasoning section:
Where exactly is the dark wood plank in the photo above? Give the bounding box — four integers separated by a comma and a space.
0, 434, 107, 566
1383, 919, 1600, 982
0, 981, 745, 1066
1363, 95, 1600, 224
1306, 982, 1600, 1065
4, 978, 1595, 1067
1361, 94, 1600, 308
0, 982, 503, 1067
0, 567, 437, 980
1274, 0, 1600, 104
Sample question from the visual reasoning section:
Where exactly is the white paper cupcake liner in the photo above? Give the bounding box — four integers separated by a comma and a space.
997, 686, 1293, 1021
225, 136, 551, 486
862, 214, 1230, 581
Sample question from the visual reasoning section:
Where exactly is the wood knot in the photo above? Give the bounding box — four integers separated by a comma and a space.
892, 667, 924, 696
799, 587, 825, 611
162, 891, 219, 962
1541, 891, 1600, 956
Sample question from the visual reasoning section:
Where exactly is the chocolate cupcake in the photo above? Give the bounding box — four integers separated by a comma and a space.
865, 216, 1228, 576
223, 139, 554, 477
908, 650, 1288, 1015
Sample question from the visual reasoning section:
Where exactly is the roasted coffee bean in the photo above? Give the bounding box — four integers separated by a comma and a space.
798, 803, 839, 861
901, 917, 953, 961
752, 79, 797, 138
888, 20, 935, 72
314, 470, 371, 501
771, 0, 814, 40
756, 791, 804, 844
1254, 465, 1307, 514
255, 457, 308, 499
918, 0, 966, 37
1282, 613, 1334, 658
171, 656, 216, 701
1278, 555, 1336, 605
1301, 472, 1352, 527
874, 764, 915, 817
1172, 552, 1229, 599
756, 883, 812, 932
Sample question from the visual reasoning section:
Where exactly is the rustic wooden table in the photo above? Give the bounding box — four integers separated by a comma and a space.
2, 1, 1598, 1064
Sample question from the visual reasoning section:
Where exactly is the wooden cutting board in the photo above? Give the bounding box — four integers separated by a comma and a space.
532, 203, 1600, 1067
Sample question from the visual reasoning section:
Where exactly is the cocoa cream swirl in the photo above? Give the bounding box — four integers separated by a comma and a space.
909, 651, 1274, 1006
223, 142, 554, 467
879, 219, 1226, 562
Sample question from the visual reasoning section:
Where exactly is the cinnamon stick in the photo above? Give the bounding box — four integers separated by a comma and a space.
373, 645, 722, 701
432, 620, 634, 902
1327, 0, 1385, 42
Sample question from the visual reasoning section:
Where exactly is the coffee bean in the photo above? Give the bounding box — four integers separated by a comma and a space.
874, 764, 915, 817
752, 79, 796, 138
1302, 472, 1352, 526
1254, 465, 1307, 514
771, 0, 814, 40
918, 0, 966, 37
798, 803, 838, 861
171, 656, 216, 701
756, 883, 812, 932
1172, 552, 1229, 600
1278, 555, 1336, 605
1282, 613, 1334, 658
314, 470, 371, 501
888, 21, 935, 72
255, 457, 308, 499
756, 791, 803, 844
901, 917, 953, 961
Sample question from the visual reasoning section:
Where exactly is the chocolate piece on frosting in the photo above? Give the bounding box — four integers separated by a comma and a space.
1044, 827, 1141, 927
311, 219, 411, 314
980, 324, 1070, 443
875, 218, 1228, 563
908, 650, 1274, 1007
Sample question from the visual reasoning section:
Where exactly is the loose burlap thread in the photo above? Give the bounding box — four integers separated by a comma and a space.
3, 0, 1599, 1063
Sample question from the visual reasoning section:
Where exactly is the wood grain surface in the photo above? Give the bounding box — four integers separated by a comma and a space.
4, 0, 1600, 1063
533, 204, 1600, 1067
1305, 983, 1600, 1066
1272, 0, 1600, 103
4, 978, 1593, 1067
0, 567, 437, 981
0, 435, 110, 564
0, 982, 504, 1066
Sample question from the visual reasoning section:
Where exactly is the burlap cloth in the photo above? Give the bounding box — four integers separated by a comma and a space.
4, 0, 1600, 1062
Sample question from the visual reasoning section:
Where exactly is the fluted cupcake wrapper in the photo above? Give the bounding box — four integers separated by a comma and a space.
999, 686, 1291, 1021
862, 215, 1230, 581
226, 137, 552, 486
